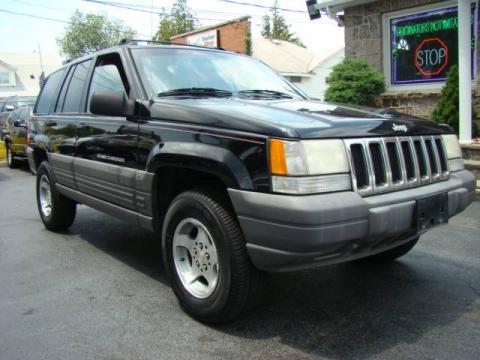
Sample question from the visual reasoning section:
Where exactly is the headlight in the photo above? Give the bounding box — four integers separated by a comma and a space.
269, 139, 351, 194
441, 134, 464, 172
441, 134, 462, 159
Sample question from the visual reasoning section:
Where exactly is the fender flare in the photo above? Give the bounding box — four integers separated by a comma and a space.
146, 142, 254, 190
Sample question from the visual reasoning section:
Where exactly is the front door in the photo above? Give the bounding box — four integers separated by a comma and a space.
74, 52, 139, 211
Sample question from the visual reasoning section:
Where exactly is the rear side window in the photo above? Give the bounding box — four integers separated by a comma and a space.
62, 60, 92, 113
35, 69, 65, 114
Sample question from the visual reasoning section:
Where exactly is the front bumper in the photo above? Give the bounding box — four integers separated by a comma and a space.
228, 170, 476, 272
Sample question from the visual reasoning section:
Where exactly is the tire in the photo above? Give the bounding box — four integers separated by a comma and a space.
359, 236, 420, 263
36, 162, 77, 231
6, 143, 19, 169
162, 188, 265, 324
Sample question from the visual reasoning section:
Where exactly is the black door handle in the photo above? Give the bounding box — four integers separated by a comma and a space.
44, 120, 57, 127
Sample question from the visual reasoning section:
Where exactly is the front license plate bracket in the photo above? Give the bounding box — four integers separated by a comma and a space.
415, 192, 449, 233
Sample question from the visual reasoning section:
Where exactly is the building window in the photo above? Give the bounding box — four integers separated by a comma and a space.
288, 76, 302, 83
383, 1, 477, 89
0, 72, 11, 86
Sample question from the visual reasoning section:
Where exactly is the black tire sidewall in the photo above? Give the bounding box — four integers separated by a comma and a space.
163, 193, 234, 320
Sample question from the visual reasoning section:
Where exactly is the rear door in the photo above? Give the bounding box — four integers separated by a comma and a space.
73, 52, 140, 210
45, 60, 92, 189
34, 67, 76, 186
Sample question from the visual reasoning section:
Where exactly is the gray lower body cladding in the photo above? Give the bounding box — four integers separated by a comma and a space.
228, 170, 476, 272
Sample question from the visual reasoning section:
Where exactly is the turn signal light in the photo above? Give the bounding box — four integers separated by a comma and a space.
269, 139, 287, 175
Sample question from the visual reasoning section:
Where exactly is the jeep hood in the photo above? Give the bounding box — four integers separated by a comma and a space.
149, 98, 451, 139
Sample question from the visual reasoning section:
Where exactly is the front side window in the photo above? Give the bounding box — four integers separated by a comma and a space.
86, 53, 129, 113
132, 48, 304, 99
62, 60, 92, 113
35, 69, 66, 114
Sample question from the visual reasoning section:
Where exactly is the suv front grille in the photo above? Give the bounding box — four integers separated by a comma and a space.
344, 136, 449, 196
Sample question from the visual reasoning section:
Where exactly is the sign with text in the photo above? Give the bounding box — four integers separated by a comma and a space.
187, 30, 218, 48
389, 4, 477, 85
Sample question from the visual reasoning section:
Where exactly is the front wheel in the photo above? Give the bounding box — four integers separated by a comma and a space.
163, 188, 265, 324
36, 162, 77, 231
6, 144, 19, 169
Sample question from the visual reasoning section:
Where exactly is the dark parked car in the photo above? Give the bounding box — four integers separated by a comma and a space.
3, 104, 35, 170
29, 41, 475, 324
0, 96, 37, 139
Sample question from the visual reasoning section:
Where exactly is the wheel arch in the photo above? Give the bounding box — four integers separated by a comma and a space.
147, 142, 251, 233
146, 142, 254, 190
31, 146, 49, 171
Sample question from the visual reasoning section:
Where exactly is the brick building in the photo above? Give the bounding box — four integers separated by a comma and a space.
170, 16, 251, 54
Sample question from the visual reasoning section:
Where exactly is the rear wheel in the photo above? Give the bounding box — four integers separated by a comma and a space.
359, 236, 420, 263
163, 188, 264, 324
6, 144, 19, 169
36, 162, 77, 231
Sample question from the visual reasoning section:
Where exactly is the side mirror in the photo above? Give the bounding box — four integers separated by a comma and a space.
90, 91, 134, 117
5, 105, 14, 111
13, 120, 27, 128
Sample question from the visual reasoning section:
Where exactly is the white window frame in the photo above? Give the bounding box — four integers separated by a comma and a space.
382, 0, 478, 92
0, 71, 12, 86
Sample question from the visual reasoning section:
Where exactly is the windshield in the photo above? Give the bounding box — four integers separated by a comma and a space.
131, 48, 305, 99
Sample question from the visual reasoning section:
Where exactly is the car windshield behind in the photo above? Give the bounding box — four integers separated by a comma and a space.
131, 48, 304, 100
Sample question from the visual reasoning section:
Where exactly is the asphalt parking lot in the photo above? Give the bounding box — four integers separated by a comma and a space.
0, 165, 479, 360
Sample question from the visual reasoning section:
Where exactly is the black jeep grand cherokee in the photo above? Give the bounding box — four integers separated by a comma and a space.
30, 41, 475, 324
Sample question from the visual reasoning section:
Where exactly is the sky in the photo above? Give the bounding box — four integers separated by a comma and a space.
0, 0, 344, 59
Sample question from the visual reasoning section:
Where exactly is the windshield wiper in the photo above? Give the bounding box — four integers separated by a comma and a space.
238, 89, 293, 99
157, 87, 232, 98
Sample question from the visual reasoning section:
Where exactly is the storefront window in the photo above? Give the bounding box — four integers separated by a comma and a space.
387, 2, 477, 86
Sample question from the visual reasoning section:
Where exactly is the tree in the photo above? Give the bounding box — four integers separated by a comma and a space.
57, 11, 136, 60
431, 65, 478, 136
153, 0, 198, 42
261, 0, 305, 48
324, 58, 385, 106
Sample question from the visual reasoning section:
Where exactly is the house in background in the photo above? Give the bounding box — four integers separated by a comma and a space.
0, 52, 61, 100
252, 37, 344, 100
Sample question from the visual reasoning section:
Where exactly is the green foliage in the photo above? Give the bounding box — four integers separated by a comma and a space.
57, 10, 136, 59
153, 0, 198, 42
431, 65, 461, 133
261, 1, 305, 48
245, 27, 252, 56
324, 58, 386, 105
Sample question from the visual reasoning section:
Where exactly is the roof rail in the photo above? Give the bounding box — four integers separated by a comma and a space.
118, 39, 225, 51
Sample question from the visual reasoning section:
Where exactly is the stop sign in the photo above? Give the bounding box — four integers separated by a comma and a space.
415, 37, 449, 76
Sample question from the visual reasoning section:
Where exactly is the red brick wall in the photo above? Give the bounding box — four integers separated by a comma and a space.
171, 18, 249, 54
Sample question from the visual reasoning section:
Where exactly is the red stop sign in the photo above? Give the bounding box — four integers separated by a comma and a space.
415, 37, 449, 76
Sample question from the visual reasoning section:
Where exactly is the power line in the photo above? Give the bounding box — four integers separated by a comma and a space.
214, 0, 306, 13
11, 0, 71, 13
0, 7, 69, 23
81, 0, 326, 25
0, 7, 151, 37
81, 0, 229, 22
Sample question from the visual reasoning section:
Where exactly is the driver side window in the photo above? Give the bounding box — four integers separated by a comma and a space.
87, 54, 129, 113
